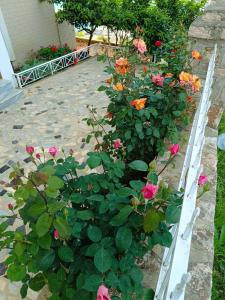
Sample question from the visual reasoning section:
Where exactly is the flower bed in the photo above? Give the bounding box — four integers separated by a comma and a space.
0, 34, 206, 300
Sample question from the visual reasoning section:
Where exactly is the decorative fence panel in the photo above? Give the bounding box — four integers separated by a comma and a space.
154, 44, 217, 300
14, 44, 99, 88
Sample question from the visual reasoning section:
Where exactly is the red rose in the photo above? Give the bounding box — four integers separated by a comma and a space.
8, 203, 13, 210
154, 40, 162, 47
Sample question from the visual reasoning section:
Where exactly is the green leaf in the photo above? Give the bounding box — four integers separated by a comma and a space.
27, 201, 46, 217
66, 288, 76, 299
87, 153, 101, 169
76, 273, 86, 289
53, 216, 71, 239
116, 227, 133, 251
29, 273, 46, 291
116, 187, 135, 197
48, 202, 66, 214
85, 243, 100, 257
128, 160, 148, 172
58, 246, 74, 263
87, 225, 102, 242
71, 222, 83, 238
83, 274, 102, 292
15, 242, 26, 257
36, 213, 53, 237
144, 288, 155, 300
129, 180, 145, 191
41, 165, 56, 176
77, 210, 93, 220
38, 249, 55, 271
87, 195, 104, 202
165, 205, 182, 224
144, 209, 165, 233
70, 193, 85, 204
106, 271, 119, 288
38, 233, 52, 249
7, 264, 26, 281
153, 128, 160, 138
147, 172, 158, 185
130, 266, 143, 283
110, 206, 133, 226
20, 284, 28, 299
47, 176, 64, 190
94, 248, 112, 273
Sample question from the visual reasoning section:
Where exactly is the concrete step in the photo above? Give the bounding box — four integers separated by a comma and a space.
0, 88, 23, 111
0, 80, 13, 99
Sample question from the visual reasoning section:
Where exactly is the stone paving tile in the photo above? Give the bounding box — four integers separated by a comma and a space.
0, 58, 108, 299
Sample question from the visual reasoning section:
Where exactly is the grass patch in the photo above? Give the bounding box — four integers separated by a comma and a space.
212, 112, 225, 300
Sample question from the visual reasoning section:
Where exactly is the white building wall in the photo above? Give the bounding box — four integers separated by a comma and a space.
0, 0, 75, 68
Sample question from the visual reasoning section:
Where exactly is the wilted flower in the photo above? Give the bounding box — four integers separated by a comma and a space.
192, 50, 202, 60
141, 183, 158, 200
8, 203, 13, 210
130, 98, 147, 110
105, 78, 112, 85
133, 39, 147, 54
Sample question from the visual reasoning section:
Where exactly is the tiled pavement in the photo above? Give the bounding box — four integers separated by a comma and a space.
0, 58, 108, 299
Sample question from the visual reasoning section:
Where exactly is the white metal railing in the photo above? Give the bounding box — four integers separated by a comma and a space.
154, 44, 217, 300
13, 44, 99, 88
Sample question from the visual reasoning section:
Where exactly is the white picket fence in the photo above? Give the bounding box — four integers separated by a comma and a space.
154, 44, 217, 300
13, 44, 99, 88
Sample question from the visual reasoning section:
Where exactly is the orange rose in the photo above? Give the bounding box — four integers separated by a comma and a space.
179, 71, 192, 83
191, 75, 201, 92
130, 98, 147, 110
115, 57, 129, 75
192, 50, 202, 60
113, 83, 124, 91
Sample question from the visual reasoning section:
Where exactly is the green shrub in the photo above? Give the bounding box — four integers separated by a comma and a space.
1, 149, 183, 299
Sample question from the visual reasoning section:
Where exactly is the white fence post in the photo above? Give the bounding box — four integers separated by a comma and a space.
154, 44, 217, 300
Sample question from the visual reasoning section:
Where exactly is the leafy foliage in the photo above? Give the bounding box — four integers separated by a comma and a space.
0, 151, 183, 299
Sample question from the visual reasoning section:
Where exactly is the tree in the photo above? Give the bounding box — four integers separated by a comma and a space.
42, 0, 107, 45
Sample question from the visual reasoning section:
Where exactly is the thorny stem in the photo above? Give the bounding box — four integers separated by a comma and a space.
157, 155, 176, 176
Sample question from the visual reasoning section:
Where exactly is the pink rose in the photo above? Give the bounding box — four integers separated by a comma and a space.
49, 146, 58, 157
53, 230, 59, 240
198, 175, 208, 186
113, 139, 122, 149
141, 183, 158, 200
26, 146, 34, 155
152, 74, 164, 87
97, 285, 111, 300
170, 144, 180, 155
133, 39, 147, 54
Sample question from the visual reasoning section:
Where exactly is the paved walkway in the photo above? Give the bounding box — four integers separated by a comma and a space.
0, 58, 108, 299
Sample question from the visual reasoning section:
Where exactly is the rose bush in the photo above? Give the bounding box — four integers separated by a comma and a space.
0, 147, 184, 300
85, 36, 201, 169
